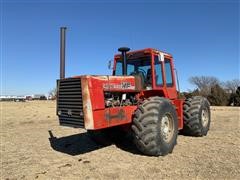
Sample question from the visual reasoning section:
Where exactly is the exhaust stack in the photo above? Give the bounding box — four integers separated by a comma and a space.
60, 27, 67, 79
118, 47, 130, 75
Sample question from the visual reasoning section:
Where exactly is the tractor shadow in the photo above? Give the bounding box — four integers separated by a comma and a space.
48, 130, 103, 155
48, 130, 141, 156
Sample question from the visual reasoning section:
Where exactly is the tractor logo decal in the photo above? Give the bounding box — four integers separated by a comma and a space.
67, 109, 72, 116
103, 82, 135, 90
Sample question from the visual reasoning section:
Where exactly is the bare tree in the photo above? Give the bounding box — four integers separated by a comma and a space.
222, 79, 240, 93
189, 76, 220, 96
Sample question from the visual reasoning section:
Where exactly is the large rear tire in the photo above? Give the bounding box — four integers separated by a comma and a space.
132, 97, 178, 156
182, 96, 211, 136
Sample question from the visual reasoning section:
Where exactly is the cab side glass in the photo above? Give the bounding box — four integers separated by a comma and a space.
115, 61, 122, 75
154, 56, 163, 86
127, 64, 134, 75
164, 59, 173, 87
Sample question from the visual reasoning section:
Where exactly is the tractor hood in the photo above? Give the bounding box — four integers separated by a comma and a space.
66, 75, 142, 129
73, 75, 143, 92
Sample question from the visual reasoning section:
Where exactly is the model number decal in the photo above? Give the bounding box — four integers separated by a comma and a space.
103, 82, 135, 90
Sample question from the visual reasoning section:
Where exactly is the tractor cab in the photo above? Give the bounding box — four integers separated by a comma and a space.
113, 48, 178, 99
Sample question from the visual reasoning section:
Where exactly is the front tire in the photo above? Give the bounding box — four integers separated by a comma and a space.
132, 97, 178, 156
182, 96, 211, 136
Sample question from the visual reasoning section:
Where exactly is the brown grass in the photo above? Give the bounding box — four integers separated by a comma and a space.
1, 101, 240, 179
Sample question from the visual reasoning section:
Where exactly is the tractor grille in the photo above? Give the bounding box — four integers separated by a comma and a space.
57, 78, 84, 128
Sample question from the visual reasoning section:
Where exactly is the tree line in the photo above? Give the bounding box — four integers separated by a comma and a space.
181, 76, 240, 106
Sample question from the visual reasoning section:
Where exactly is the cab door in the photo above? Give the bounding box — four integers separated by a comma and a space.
163, 57, 178, 99
152, 54, 178, 99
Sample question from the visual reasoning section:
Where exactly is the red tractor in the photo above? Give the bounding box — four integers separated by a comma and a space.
57, 27, 211, 156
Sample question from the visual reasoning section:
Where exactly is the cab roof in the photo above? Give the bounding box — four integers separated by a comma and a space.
114, 48, 173, 59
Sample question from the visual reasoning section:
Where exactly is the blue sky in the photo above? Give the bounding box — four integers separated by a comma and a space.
1, 0, 239, 95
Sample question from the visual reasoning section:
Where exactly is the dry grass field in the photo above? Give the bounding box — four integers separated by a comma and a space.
1, 101, 240, 179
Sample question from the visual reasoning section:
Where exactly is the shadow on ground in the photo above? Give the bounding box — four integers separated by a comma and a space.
48, 130, 103, 155
48, 130, 140, 156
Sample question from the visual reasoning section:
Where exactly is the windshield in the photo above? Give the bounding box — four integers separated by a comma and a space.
115, 57, 151, 76
115, 56, 164, 87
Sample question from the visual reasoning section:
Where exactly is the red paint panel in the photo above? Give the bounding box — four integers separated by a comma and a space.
89, 88, 105, 110
108, 106, 136, 127
172, 99, 184, 129
93, 106, 137, 129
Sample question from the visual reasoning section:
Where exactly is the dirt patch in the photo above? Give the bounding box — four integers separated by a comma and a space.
1, 101, 240, 179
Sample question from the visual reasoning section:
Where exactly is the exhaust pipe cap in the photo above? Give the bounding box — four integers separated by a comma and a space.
118, 47, 130, 52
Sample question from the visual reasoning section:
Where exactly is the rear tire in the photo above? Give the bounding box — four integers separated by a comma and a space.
182, 96, 211, 136
132, 97, 178, 156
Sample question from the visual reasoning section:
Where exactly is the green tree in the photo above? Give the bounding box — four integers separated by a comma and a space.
180, 89, 200, 99
207, 84, 229, 106
229, 87, 240, 106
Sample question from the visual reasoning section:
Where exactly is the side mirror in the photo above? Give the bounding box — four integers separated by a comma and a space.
108, 60, 113, 69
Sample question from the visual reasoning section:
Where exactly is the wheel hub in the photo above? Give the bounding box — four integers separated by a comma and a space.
161, 114, 174, 143
201, 108, 209, 127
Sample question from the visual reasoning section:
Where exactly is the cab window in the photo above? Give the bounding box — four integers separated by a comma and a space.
115, 57, 151, 77
154, 56, 163, 86
164, 59, 173, 87
115, 61, 122, 75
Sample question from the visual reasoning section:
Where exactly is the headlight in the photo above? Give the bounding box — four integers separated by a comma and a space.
57, 110, 62, 115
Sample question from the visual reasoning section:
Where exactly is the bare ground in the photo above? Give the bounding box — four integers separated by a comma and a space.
1, 101, 240, 179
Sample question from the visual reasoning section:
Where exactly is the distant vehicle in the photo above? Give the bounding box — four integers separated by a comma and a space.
32, 94, 47, 100
26, 96, 33, 101
40, 96, 47, 100
14, 96, 26, 102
